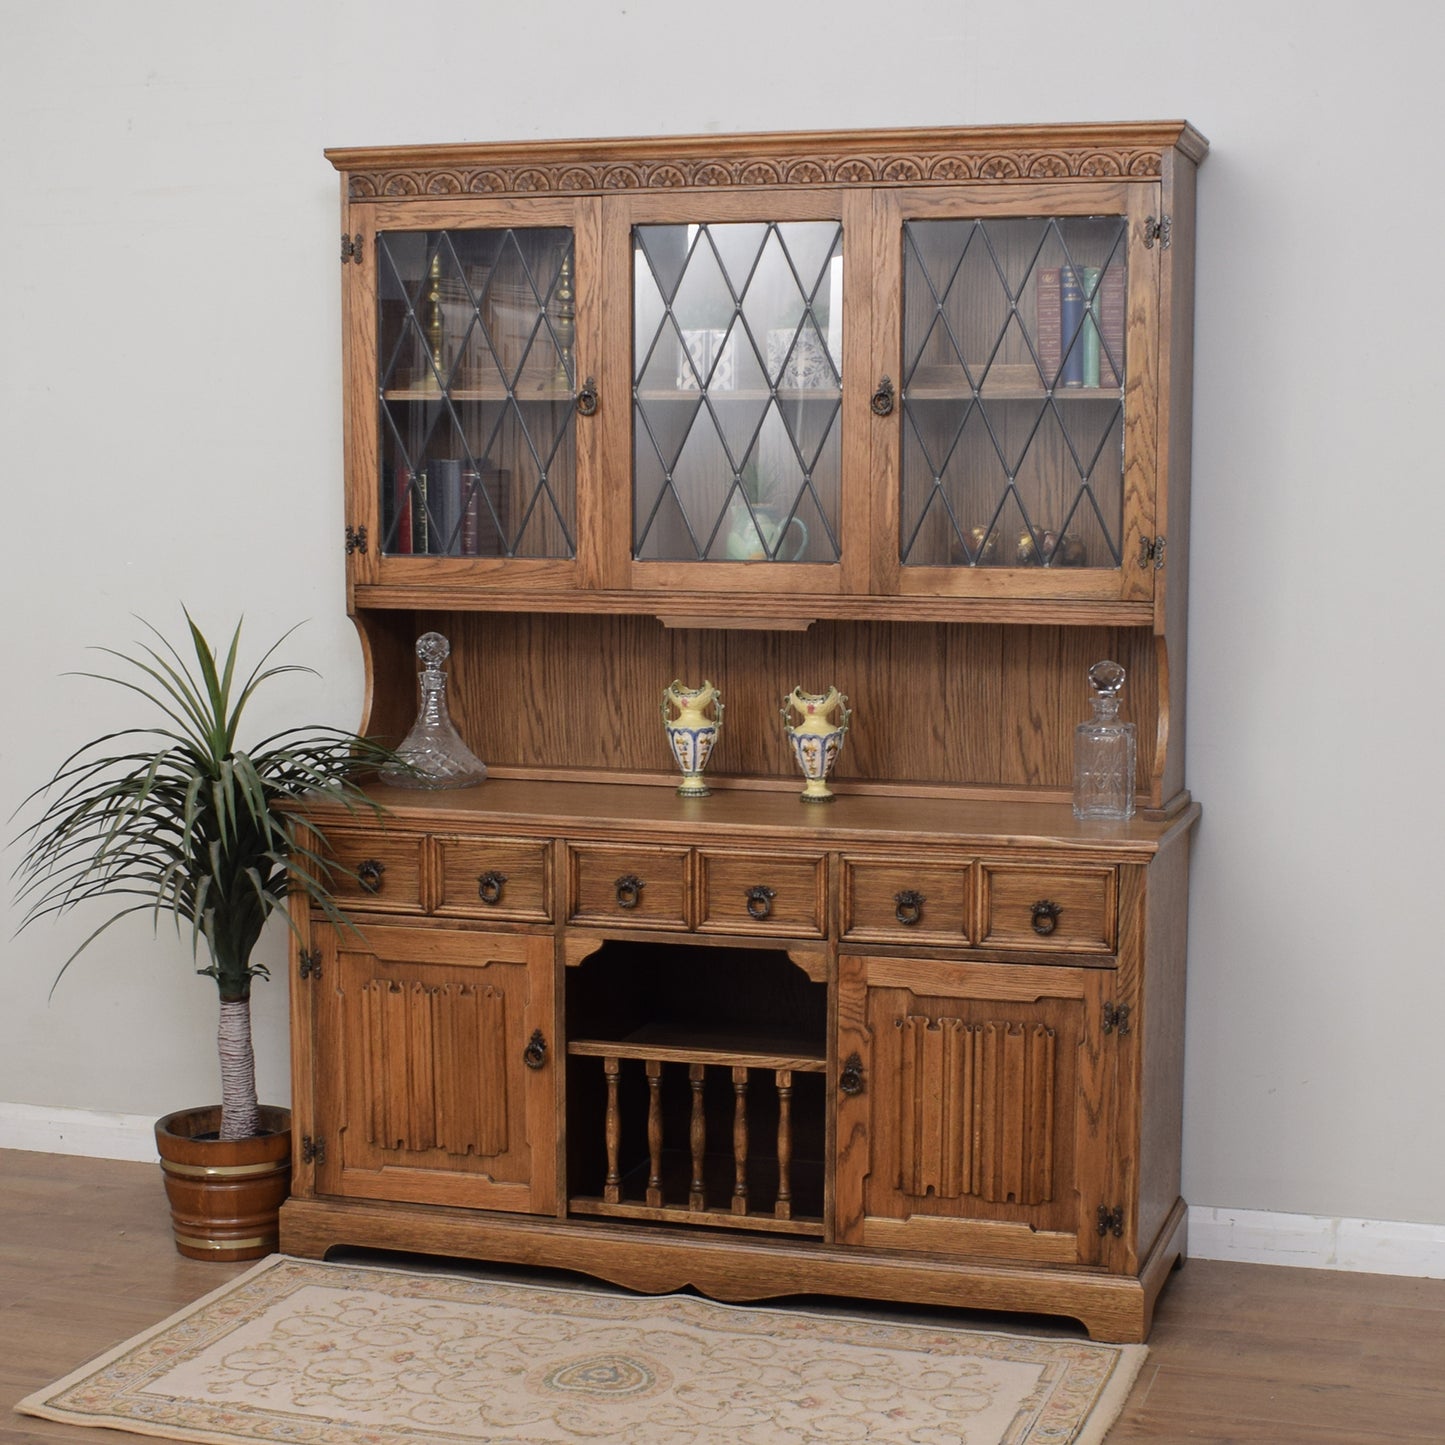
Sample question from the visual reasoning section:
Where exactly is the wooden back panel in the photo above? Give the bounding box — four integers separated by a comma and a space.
356, 610, 1164, 805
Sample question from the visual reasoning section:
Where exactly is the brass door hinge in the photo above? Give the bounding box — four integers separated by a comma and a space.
298, 949, 322, 981
341, 233, 364, 263
1143, 214, 1171, 249
1139, 535, 1166, 569
345, 525, 368, 556
301, 1135, 326, 1166
1102, 1001, 1131, 1035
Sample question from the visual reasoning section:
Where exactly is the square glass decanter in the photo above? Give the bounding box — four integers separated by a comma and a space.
1073, 660, 1135, 820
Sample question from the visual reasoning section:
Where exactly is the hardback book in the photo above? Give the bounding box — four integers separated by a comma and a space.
385, 462, 414, 555
1035, 266, 1060, 384
1060, 264, 1085, 387
427, 459, 463, 555
1098, 263, 1126, 388
1081, 266, 1102, 389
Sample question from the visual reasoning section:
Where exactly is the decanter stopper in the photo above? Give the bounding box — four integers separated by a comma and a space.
381, 632, 487, 789
1072, 660, 1135, 820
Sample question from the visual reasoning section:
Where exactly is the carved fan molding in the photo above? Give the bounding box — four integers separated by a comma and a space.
330, 122, 1206, 201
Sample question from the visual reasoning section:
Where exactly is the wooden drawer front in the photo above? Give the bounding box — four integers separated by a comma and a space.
696, 850, 827, 937
979, 863, 1116, 952
567, 843, 690, 929
321, 829, 424, 914
841, 857, 973, 944
434, 836, 552, 923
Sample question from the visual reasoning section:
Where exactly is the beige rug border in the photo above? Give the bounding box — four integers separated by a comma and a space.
19, 1253, 1147, 1445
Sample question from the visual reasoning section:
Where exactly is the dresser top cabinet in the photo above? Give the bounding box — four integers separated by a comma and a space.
330, 122, 1204, 626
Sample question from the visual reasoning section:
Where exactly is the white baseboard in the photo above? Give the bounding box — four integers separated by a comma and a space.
1187, 1204, 1445, 1279
0, 1101, 159, 1162
4, 1105, 1443, 1279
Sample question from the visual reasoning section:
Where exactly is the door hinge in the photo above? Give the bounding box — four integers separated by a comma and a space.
345, 525, 368, 556
341, 232, 364, 263
301, 1135, 326, 1166
1143, 214, 1171, 249
1139, 535, 1166, 569
1097, 1204, 1126, 1238
1102, 1001, 1131, 1035
298, 949, 322, 981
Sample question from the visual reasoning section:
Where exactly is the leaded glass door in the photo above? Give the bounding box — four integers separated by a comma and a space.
625, 195, 862, 596
875, 184, 1160, 603
345, 199, 595, 590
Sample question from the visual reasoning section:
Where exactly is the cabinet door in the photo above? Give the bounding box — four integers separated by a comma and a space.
835, 952, 1123, 1267
617, 189, 873, 598
343, 197, 602, 597
870, 182, 1163, 604
307, 923, 557, 1213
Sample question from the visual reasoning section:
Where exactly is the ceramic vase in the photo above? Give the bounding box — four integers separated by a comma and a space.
781, 685, 851, 803
661, 679, 723, 797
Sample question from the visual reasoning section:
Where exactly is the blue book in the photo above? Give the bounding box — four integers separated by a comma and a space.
1060, 265, 1085, 387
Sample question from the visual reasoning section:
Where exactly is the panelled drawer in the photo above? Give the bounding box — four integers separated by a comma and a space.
840, 855, 973, 945
320, 827, 425, 914
567, 843, 690, 930
978, 862, 1117, 952
695, 849, 827, 937
433, 835, 552, 923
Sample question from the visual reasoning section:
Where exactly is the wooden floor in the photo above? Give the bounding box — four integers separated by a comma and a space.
2, 1150, 1443, 1443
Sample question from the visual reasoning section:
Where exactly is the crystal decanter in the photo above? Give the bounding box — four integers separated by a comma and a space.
381, 632, 487, 789
1072, 660, 1135, 820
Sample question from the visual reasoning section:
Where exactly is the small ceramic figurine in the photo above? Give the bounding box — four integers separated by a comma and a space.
780, 685, 852, 803
660, 679, 723, 797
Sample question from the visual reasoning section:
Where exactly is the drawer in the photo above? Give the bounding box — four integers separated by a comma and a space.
978, 862, 1116, 952
696, 849, 827, 937
840, 856, 973, 944
319, 827, 424, 914
434, 835, 552, 923
567, 843, 690, 929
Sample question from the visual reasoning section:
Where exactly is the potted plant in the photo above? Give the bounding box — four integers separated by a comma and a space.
12, 611, 394, 1260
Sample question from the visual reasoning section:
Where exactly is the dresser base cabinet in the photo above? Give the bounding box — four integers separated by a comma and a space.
283, 785, 1195, 1343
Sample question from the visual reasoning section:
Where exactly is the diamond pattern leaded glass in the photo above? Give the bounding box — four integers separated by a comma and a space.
633, 222, 843, 563
899, 216, 1128, 568
376, 228, 577, 558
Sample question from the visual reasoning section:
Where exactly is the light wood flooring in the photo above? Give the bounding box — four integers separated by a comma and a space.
2, 1149, 1442, 1443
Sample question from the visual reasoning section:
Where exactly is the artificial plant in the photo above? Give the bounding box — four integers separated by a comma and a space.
13, 612, 393, 1140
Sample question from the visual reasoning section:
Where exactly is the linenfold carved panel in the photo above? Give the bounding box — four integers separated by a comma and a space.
897, 1014, 1057, 1207
345, 146, 1163, 201
361, 978, 508, 1157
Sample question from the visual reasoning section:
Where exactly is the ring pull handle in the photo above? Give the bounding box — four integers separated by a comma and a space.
522, 1029, 548, 1070
1031, 899, 1062, 936
357, 859, 386, 894
576, 376, 599, 416
477, 870, 507, 906
614, 874, 644, 910
893, 889, 925, 926
839, 1051, 866, 1097
745, 885, 776, 920
870, 375, 895, 417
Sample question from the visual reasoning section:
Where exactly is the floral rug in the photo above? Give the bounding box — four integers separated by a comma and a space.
18, 1254, 1144, 1443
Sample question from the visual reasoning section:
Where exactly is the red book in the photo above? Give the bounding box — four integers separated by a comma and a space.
1035, 267, 1060, 384
393, 464, 413, 555
1098, 263, 1126, 388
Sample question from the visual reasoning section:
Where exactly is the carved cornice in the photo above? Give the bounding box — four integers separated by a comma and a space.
331, 124, 1204, 201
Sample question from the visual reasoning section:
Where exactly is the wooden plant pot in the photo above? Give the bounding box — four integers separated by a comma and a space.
155, 1105, 292, 1261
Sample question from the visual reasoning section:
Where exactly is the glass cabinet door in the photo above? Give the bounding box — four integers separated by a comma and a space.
631, 219, 844, 571
880, 186, 1159, 602
373, 225, 579, 561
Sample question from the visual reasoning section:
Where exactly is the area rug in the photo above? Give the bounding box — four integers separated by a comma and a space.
18, 1254, 1144, 1444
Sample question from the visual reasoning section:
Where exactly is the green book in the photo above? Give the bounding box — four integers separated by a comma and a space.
1081, 266, 1102, 388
